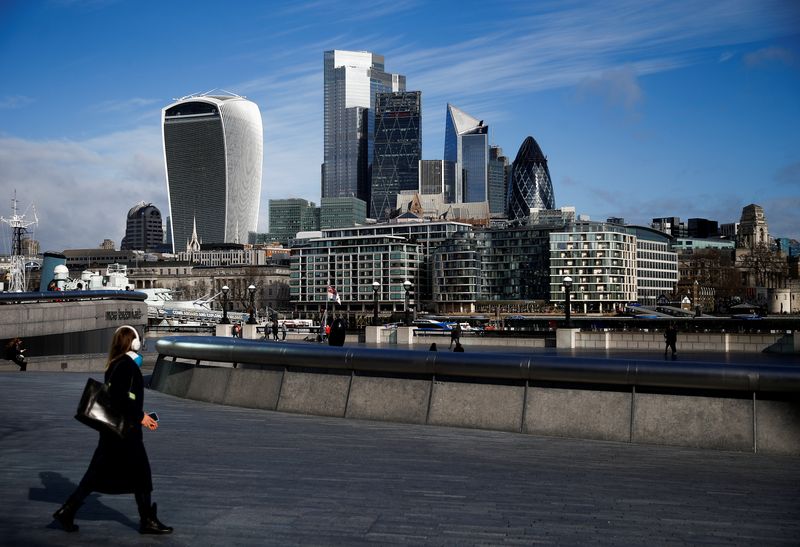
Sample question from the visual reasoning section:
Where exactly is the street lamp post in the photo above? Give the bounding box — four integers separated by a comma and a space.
563, 276, 573, 327
372, 281, 380, 326
246, 284, 257, 325
403, 280, 412, 326
220, 285, 230, 324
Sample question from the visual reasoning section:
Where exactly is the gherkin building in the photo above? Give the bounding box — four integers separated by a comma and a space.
507, 136, 554, 221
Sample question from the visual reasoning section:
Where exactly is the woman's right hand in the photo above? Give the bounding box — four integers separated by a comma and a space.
141, 414, 158, 431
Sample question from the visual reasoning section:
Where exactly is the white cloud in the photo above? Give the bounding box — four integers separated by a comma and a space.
576, 66, 643, 111
0, 127, 166, 252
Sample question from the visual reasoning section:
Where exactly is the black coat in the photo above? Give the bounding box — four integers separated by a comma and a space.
328, 318, 347, 347
80, 355, 152, 494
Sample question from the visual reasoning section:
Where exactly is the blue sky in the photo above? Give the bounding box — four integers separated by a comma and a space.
1, 0, 799, 252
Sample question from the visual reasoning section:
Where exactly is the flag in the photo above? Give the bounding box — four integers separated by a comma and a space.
327, 286, 341, 304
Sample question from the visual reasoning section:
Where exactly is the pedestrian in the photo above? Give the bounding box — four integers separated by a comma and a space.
4, 337, 27, 371
664, 323, 678, 359
272, 320, 279, 341
328, 315, 347, 347
449, 324, 462, 349
47, 279, 58, 291
281, 326, 287, 341
453, 341, 464, 352
429, 343, 438, 351
52, 326, 172, 535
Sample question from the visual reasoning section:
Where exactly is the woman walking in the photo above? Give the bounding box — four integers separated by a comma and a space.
52, 326, 172, 535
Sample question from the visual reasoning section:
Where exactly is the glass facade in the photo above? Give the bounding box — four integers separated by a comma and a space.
267, 199, 320, 245
488, 146, 508, 215
121, 202, 164, 252
371, 91, 422, 219
320, 197, 367, 229
443, 104, 487, 204
507, 136, 554, 222
323, 50, 405, 203
163, 94, 263, 252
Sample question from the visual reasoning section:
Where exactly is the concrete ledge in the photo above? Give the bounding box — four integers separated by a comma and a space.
525, 387, 631, 442
756, 399, 800, 455
223, 369, 284, 410
277, 371, 351, 417
633, 393, 753, 451
346, 376, 430, 424
186, 367, 231, 404
159, 361, 196, 398
428, 382, 523, 432
23, 354, 108, 372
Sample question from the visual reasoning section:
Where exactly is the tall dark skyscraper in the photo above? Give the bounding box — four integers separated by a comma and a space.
162, 92, 263, 252
371, 91, 422, 219
507, 136, 555, 221
488, 145, 508, 215
120, 202, 164, 252
322, 50, 405, 203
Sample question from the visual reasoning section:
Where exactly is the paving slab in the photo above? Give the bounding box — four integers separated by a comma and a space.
1, 371, 799, 546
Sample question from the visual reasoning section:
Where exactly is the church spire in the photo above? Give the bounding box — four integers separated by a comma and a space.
186, 215, 201, 253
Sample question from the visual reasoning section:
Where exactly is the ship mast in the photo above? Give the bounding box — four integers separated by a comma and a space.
1, 191, 38, 292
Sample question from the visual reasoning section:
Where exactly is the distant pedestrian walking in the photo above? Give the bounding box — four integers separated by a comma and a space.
429, 343, 438, 351
664, 324, 678, 359
5, 337, 27, 371
53, 326, 172, 535
231, 324, 241, 338
449, 324, 462, 349
272, 320, 279, 341
453, 341, 464, 352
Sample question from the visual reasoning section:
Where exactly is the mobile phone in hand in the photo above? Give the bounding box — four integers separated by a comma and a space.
148, 412, 159, 422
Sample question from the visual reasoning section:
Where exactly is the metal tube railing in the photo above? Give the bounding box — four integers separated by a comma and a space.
155, 336, 800, 394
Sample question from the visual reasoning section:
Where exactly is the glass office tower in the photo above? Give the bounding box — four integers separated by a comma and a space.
322, 50, 405, 203
443, 104, 488, 203
162, 92, 263, 252
506, 136, 555, 222
371, 91, 422, 219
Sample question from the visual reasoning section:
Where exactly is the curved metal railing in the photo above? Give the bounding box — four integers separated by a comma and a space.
156, 336, 800, 394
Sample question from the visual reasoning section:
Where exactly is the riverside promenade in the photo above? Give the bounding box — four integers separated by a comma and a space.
1, 369, 799, 545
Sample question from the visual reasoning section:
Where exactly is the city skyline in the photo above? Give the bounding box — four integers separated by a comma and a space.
0, 1, 798, 252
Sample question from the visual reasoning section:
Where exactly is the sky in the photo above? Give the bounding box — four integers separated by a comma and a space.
1, 0, 799, 253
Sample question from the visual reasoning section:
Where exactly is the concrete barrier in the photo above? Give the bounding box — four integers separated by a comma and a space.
524, 387, 631, 442
186, 367, 232, 404
632, 392, 753, 451
428, 381, 524, 432
276, 371, 351, 417
346, 376, 430, 424
150, 342, 800, 455
223, 368, 284, 410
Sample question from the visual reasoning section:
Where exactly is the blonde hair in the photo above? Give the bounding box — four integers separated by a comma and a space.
105, 327, 137, 370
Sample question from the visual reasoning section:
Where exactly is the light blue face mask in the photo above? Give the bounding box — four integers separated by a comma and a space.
126, 350, 144, 367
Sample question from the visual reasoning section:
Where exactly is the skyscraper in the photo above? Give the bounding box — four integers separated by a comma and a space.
419, 160, 456, 203
120, 201, 164, 252
506, 136, 555, 222
162, 91, 263, 253
322, 50, 405, 203
371, 91, 421, 219
488, 146, 508, 215
444, 104, 488, 203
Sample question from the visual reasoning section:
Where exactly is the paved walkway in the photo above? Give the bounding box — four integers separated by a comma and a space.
1, 371, 799, 546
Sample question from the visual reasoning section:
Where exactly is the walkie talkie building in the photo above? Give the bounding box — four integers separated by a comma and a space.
162, 92, 263, 252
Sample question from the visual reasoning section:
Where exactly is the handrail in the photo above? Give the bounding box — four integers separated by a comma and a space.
0, 290, 147, 303
155, 336, 800, 394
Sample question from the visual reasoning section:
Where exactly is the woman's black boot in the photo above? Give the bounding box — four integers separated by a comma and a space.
139, 503, 173, 534
52, 500, 81, 532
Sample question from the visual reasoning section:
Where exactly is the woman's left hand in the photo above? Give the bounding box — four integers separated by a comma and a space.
141, 413, 158, 431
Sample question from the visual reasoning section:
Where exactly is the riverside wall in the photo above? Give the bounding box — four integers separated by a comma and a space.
151, 350, 800, 456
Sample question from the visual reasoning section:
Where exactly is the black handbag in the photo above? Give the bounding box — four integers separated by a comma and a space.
74, 363, 132, 439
